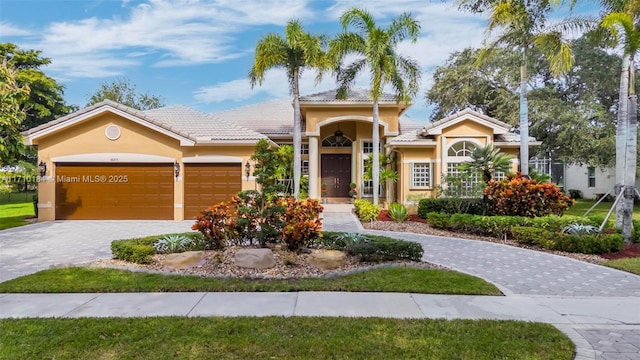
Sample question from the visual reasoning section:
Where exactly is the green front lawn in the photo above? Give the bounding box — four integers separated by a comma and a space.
0, 266, 502, 295
564, 199, 640, 220
0, 317, 574, 360
0, 202, 34, 230
604, 258, 640, 275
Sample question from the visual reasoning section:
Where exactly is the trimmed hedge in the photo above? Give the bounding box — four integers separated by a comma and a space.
554, 233, 624, 254
111, 232, 202, 264
320, 232, 424, 262
417, 198, 485, 218
426, 212, 621, 254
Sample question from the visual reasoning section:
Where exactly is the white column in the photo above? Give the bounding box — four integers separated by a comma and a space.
309, 136, 319, 199
441, 136, 447, 188
351, 142, 357, 183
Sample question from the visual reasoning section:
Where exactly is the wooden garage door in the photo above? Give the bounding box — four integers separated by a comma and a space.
184, 163, 242, 219
55, 163, 173, 220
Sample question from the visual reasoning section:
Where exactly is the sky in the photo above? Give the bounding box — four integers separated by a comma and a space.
0, 0, 598, 122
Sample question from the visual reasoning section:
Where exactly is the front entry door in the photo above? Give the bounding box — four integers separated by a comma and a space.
321, 154, 351, 197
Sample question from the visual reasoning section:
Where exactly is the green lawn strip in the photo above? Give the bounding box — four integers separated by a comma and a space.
0, 266, 501, 295
604, 258, 640, 275
0, 317, 574, 360
564, 199, 640, 220
0, 202, 34, 230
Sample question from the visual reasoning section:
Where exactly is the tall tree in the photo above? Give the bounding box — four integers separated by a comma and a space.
330, 8, 421, 205
458, 0, 576, 177
599, 2, 640, 243
87, 78, 164, 110
249, 19, 328, 200
0, 43, 71, 131
426, 39, 623, 167
0, 60, 30, 165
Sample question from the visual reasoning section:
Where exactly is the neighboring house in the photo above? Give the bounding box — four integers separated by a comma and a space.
559, 163, 639, 200
23, 89, 534, 221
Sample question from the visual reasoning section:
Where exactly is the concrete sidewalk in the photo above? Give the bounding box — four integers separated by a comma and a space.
2, 292, 638, 360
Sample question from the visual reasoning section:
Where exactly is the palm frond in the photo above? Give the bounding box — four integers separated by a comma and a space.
533, 32, 574, 76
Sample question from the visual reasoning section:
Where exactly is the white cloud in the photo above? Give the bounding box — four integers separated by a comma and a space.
0, 22, 32, 36
20, 0, 314, 78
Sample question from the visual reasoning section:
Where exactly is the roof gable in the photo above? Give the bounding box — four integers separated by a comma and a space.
420, 108, 512, 136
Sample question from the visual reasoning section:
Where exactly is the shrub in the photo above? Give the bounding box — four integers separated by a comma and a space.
191, 203, 234, 250
425, 212, 452, 229
231, 190, 265, 246
510, 226, 555, 248
353, 199, 380, 222
388, 203, 409, 223
281, 198, 323, 251
633, 220, 640, 243
484, 173, 574, 217
524, 215, 595, 233
111, 239, 156, 264
568, 189, 583, 199
153, 234, 194, 254
553, 233, 624, 254
350, 236, 423, 262
417, 197, 485, 218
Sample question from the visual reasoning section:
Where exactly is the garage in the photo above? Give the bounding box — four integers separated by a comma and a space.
55, 163, 174, 220
184, 163, 242, 219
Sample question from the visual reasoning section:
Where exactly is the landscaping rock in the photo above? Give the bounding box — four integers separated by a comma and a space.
308, 250, 347, 270
234, 249, 276, 269
164, 251, 206, 269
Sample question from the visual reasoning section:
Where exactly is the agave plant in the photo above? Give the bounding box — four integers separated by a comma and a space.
333, 232, 370, 250
562, 224, 600, 236
388, 203, 409, 223
153, 234, 194, 254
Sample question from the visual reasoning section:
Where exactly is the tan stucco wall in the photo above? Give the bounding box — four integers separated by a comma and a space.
33, 112, 257, 221
303, 106, 400, 134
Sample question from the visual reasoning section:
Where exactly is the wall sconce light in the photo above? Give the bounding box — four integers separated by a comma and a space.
174, 161, 180, 178
38, 161, 47, 177
334, 129, 344, 143
245, 161, 251, 180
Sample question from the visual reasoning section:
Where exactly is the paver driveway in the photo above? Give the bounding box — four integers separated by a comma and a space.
0, 220, 194, 282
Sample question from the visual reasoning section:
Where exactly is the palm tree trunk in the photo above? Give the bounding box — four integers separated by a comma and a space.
372, 101, 380, 206
623, 93, 637, 244
519, 54, 529, 177
616, 55, 630, 229
292, 75, 302, 200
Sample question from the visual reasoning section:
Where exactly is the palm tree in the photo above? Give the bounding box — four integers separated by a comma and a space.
600, 4, 640, 243
458, 144, 514, 184
458, 0, 575, 178
330, 8, 421, 205
249, 20, 328, 199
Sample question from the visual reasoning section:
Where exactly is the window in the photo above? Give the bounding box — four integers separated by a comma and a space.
301, 160, 309, 175
448, 141, 476, 157
301, 144, 309, 154
588, 167, 596, 188
363, 141, 373, 154
322, 135, 352, 147
446, 163, 480, 197
411, 163, 432, 188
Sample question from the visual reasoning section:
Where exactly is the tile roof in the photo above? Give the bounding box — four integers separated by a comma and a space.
209, 98, 295, 136
23, 100, 266, 143
142, 106, 266, 141
300, 88, 400, 103
421, 108, 513, 134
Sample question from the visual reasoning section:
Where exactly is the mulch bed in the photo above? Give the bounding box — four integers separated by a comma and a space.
600, 243, 640, 260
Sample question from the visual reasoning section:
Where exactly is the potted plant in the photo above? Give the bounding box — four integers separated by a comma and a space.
321, 183, 328, 203
349, 182, 357, 200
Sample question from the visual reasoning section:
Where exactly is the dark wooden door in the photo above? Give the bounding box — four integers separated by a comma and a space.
55, 163, 173, 220
321, 154, 351, 197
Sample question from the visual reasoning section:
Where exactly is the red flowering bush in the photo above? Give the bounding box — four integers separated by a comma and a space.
281, 198, 324, 251
191, 202, 235, 250
484, 173, 574, 217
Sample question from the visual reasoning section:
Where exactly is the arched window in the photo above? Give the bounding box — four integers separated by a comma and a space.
448, 141, 476, 157
322, 135, 352, 147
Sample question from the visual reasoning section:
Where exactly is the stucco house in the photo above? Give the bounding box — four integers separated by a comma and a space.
24, 89, 533, 221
